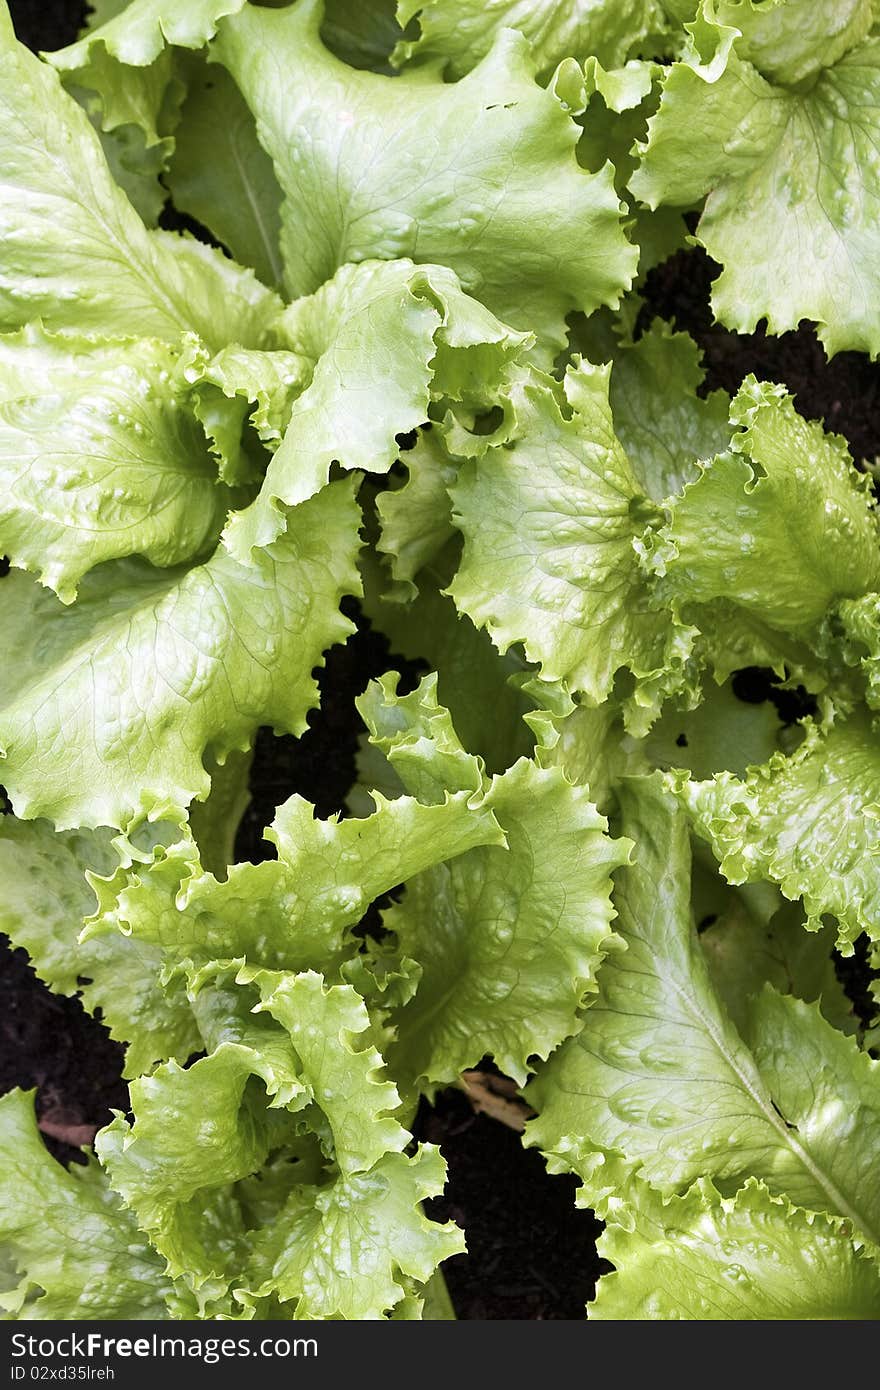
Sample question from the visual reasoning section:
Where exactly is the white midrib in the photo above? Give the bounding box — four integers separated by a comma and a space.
675, 975, 876, 1245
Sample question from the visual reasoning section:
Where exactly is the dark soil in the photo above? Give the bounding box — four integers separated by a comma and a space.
2, 0, 877, 1325
638, 246, 880, 465
0, 940, 127, 1167
417, 1088, 607, 1320
7, 0, 87, 50
234, 598, 424, 857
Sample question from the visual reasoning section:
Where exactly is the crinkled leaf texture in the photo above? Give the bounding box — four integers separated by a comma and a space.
223, 257, 530, 558
528, 776, 880, 1249
214, 0, 637, 354
0, 326, 229, 602
673, 711, 880, 954
3, 0, 880, 1329
448, 360, 694, 726
0, 1090, 171, 1319
0, 479, 362, 830
392, 0, 670, 77
0, 16, 277, 346
593, 1179, 880, 1320
631, 8, 880, 356
0, 817, 198, 1077
85, 779, 505, 981
95, 968, 464, 1318
357, 674, 631, 1087
653, 378, 880, 636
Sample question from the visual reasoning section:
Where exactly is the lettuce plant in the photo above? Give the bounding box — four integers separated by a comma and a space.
1, 0, 879, 1321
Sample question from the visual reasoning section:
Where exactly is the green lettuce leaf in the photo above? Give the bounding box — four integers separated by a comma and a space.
165, 62, 283, 290
713, 0, 872, 87
0, 816, 199, 1077
358, 674, 631, 1086
631, 10, 880, 356
392, 0, 670, 77
598, 319, 730, 501
700, 897, 856, 1040
52, 38, 179, 158
641, 677, 785, 781
241, 1147, 463, 1319
592, 1178, 880, 1320
0, 16, 277, 347
0, 478, 361, 831
356, 671, 483, 806
47, 0, 248, 142
241, 969, 411, 1170
448, 361, 694, 725
184, 340, 309, 487
86, 783, 504, 974
361, 554, 536, 776
673, 709, 880, 953
214, 0, 637, 353
528, 688, 648, 813
96, 1046, 302, 1293
57, 0, 246, 64
0, 325, 230, 602
223, 258, 529, 558
572, 58, 690, 278
376, 429, 458, 601
835, 592, 880, 714
0, 1089, 171, 1319
527, 776, 880, 1247
653, 378, 880, 635
97, 967, 463, 1317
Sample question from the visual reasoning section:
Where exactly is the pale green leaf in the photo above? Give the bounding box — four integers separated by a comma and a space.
242, 1147, 464, 1319
242, 969, 410, 1175
448, 361, 694, 723
96, 965, 461, 1315
653, 378, 880, 634
631, 15, 880, 357
0, 23, 277, 347
527, 776, 880, 1246
0, 1089, 171, 1319
166, 63, 283, 289
642, 678, 785, 781
185, 339, 310, 487
361, 555, 536, 775
528, 689, 648, 813
214, 0, 637, 354
602, 320, 730, 501
593, 1179, 880, 1320
376, 429, 458, 600
0, 816, 199, 1076
357, 673, 630, 1085
713, 0, 872, 87
0, 478, 361, 831
573, 59, 690, 278
674, 710, 880, 952
836, 592, 880, 714
223, 258, 529, 558
50, 0, 247, 69
393, 0, 670, 77
0, 325, 230, 602
700, 897, 856, 1039
57, 44, 177, 150
90, 786, 504, 973
96, 1042, 300, 1288
357, 671, 484, 806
